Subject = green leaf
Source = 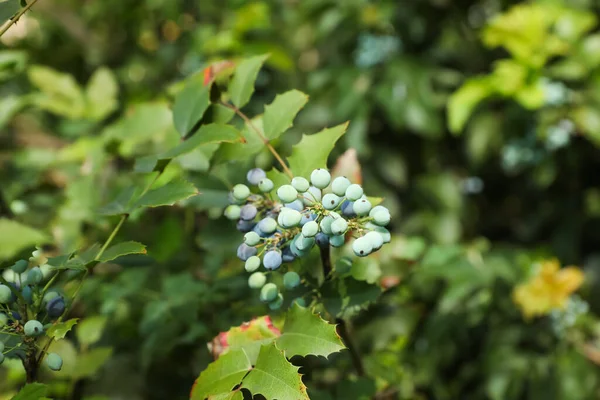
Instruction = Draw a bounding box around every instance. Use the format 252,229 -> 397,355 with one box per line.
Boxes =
242,343 -> 309,400
97,187 -> 137,216
10,383 -> 48,400
28,65 -> 86,119
263,90 -> 309,140
0,218 -> 48,261
288,123 -> 348,178
85,67 -> 118,121
225,316 -> 280,364
229,55 -> 269,108
98,241 -> 146,263
213,116 -> 265,163
173,78 -> 211,137
190,349 -> 252,400
46,318 -> 79,340
76,315 -> 108,347
277,304 -> 345,358
0,0 -> 19,23
72,347 -> 113,379
133,179 -> 198,209
447,77 -> 492,134
162,123 -> 241,159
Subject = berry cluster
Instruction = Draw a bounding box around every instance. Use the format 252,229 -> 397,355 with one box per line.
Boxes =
224,167 -> 391,308
0,250 -> 64,371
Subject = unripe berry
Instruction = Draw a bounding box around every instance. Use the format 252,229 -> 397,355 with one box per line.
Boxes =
284,200 -> 303,212
302,220 -> 319,237
330,218 -> 348,236
258,217 -> 277,234
0,340 -> 4,352
47,296 -> 66,318
21,285 -> 33,304
322,193 -> 341,210
260,283 -> 279,303
0,353 -> 4,365
248,272 -> 267,289
331,176 -> 351,196
11,259 -> 28,274
365,230 -> 384,250
352,236 -> 373,257
24,320 -> 44,336
310,169 -> 331,189
27,267 -> 43,285
277,185 -> 298,203
278,209 -> 302,228
0,285 -> 12,304
245,256 -> 261,272
345,184 -> 364,201
295,234 -> 315,251
369,205 -> 391,226
232,184 -> 251,201
291,177 -> 310,192
301,186 -> 322,205
247,168 -> 267,185
353,198 -> 372,216
224,205 -> 241,220
263,251 -> 283,270
283,272 -> 301,290
365,223 -> 391,243
293,297 -> 306,307
268,294 -> 284,310
244,231 -> 261,246
0,313 -> 7,327
258,178 -> 274,192
45,353 -> 63,371
329,235 -> 345,247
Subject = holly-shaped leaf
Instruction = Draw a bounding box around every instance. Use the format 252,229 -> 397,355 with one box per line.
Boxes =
46,318 -> 79,340
133,179 -> 198,209
263,90 -> 309,140
0,218 -> 48,261
213,117 -> 265,163
173,78 -> 211,137
241,343 -> 309,400
190,349 -> 252,400
98,241 -> 146,263
276,304 -> 346,358
229,55 -> 269,108
219,316 -> 281,364
288,123 -> 348,179
10,383 -> 48,400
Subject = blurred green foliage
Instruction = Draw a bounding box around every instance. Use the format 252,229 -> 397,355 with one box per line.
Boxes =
1,0 -> 600,399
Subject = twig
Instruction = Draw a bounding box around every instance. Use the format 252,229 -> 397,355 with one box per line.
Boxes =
220,101 -> 294,179
336,318 -> 365,377
319,246 -> 332,281
0,0 -> 40,38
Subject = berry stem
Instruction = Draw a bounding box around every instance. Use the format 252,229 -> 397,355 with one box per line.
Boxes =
319,246 -> 332,281
220,101 -> 294,179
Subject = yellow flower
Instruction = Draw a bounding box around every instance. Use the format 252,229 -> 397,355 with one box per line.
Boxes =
513,259 -> 584,319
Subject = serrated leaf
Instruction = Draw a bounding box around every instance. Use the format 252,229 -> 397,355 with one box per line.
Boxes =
340,278 -> 382,318
242,343 -> 309,400
98,241 -> 146,263
0,218 -> 48,260
190,349 -> 252,400
173,79 -> 211,137
85,67 -> 118,121
288,123 -> 348,179
214,116 -> 265,163
11,383 -> 48,400
133,179 -> 198,209
162,124 -> 241,159
229,55 -> 269,108
0,0 -> 20,24
97,186 -> 137,216
276,304 -> 345,358
224,316 -> 280,364
46,318 -> 79,340
263,90 -> 308,140
46,253 -> 73,269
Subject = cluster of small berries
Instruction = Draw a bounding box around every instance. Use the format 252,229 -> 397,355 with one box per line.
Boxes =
0,250 -> 64,371
224,167 -> 391,309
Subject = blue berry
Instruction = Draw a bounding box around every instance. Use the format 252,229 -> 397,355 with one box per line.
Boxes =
277,185 -> 298,203
352,236 -> 373,257
47,297 -> 66,318
369,206 -> 391,226
322,193 -> 342,210
46,353 -> 63,371
295,234 -> 315,251
10,311 -> 21,321
24,320 -> 44,336
240,204 -> 258,221
258,217 -> 277,234
300,212 -> 316,226
353,198 -> 372,216
27,267 -> 43,285
244,231 -> 261,246
232,184 -> 251,201
258,178 -> 274,192
331,218 -> 348,236
237,243 -> 258,261
268,294 -> 284,310
224,205 -> 241,220
260,283 -> 279,303
331,176 -> 351,196
302,220 -> 319,237
11,259 -> 28,274
236,219 -> 255,233
245,256 -> 261,272
341,200 -> 356,217
283,272 -> 301,289
330,235 -> 345,247
43,291 -> 60,306
345,184 -> 364,201
310,169 -> 331,189
263,251 -> 283,270
284,200 -> 304,212
282,247 -> 296,262
301,186 -> 322,205
247,168 -> 266,185
365,231 -> 384,250
291,177 -> 310,192
315,233 -> 330,248
0,285 -> 12,304
248,272 -> 267,289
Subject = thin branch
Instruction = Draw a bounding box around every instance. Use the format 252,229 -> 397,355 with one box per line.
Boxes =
94,215 -> 126,262
221,101 -> 294,179
336,318 -> 365,377
0,0 -> 41,38
319,246 -> 332,281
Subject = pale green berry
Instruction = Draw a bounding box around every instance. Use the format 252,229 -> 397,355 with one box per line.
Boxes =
301,186 -> 322,205
46,353 -> 63,371
277,185 -> 298,203
331,176 -> 351,196
224,205 -> 241,220
365,230 -> 384,250
370,206 -> 391,226
310,169 -> 331,189
322,193 -> 341,210
268,294 -> 284,310
283,271 -> 301,290
260,283 -> 279,303
232,184 -> 251,201
352,236 -> 373,257
24,320 -> 44,336
258,178 -> 274,192
0,285 -> 12,304
302,220 -> 319,237
353,198 -> 372,216
330,235 -> 345,247
345,184 -> 364,201
244,231 -> 261,246
291,177 -> 310,192
331,218 -> 348,236
295,234 -> 315,251
278,209 -> 302,228
245,256 -> 261,272
248,272 -> 267,289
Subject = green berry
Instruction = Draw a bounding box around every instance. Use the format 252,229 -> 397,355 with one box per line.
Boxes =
0,312 -> 7,327
11,259 -> 28,274
293,297 -> 306,307
310,169 -> 331,189
345,184 -> 364,201
268,294 -> 284,310
302,220 -> 319,237
224,205 -> 241,220
0,353 -> 4,366
43,291 -> 60,306
260,283 -> 279,303
232,184 -> 251,201
245,256 -> 261,272
291,177 -> 310,192
26,267 -> 43,285
331,176 -> 351,196
295,234 -> 315,251
330,235 -> 345,247
320,212 -> 340,235
277,185 -> 298,203
0,341 -> 4,353
352,236 -> 373,257
24,320 -> 44,336
370,206 -> 391,226
278,208 -> 302,228
248,272 -> 267,289
46,353 -> 63,371
322,193 -> 341,210
335,257 -> 353,274
0,285 -> 12,304
258,178 -> 274,192
301,186 -> 322,205
283,272 -> 301,289
244,231 -> 261,246
353,198 -> 372,216
365,231 -> 384,250
366,223 -> 391,243
331,218 -> 348,236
